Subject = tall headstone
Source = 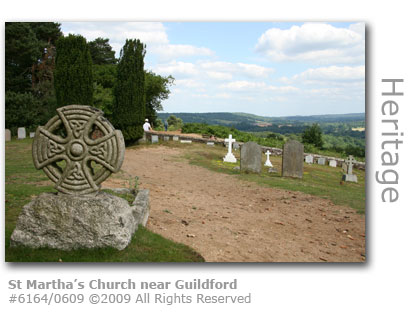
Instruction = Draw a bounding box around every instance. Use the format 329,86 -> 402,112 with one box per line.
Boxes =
342,155 -> 358,182
329,159 -> 337,167
305,154 -> 313,164
17,127 -> 26,139
5,129 -> 11,141
282,140 -> 304,179
264,150 -> 273,167
240,142 -> 261,173
223,134 -> 237,163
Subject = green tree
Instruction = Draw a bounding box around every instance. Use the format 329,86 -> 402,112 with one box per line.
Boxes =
301,123 -> 324,148
167,115 -> 183,130
54,34 -> 94,107
88,37 -> 117,65
145,71 -> 174,123
5,23 -> 41,92
113,39 -> 146,142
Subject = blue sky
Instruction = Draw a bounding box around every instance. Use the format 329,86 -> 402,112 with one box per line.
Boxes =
60,22 -> 365,117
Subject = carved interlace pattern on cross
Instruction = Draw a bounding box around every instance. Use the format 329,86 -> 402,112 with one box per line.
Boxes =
32,105 -> 125,195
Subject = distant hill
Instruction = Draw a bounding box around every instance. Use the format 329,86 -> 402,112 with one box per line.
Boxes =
157,112 -> 365,126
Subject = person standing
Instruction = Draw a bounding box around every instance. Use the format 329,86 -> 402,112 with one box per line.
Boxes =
143,119 -> 152,132
164,120 -> 168,132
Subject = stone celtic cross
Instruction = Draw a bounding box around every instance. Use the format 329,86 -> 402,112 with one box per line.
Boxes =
345,155 -> 356,175
32,105 -> 125,195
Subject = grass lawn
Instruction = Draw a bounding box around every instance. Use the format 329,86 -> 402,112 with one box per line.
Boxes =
153,141 -> 366,215
5,139 -> 204,262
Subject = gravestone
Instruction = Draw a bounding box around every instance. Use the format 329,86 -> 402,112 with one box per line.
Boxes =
317,157 -> 326,165
240,141 -> 261,173
305,154 -> 313,164
173,136 -> 179,141
223,134 -> 237,163
264,150 -> 273,167
342,162 -> 348,172
164,136 -> 170,141
233,142 -> 240,150
180,140 -> 192,144
11,105 -> 149,251
207,142 -> 215,146
342,155 -> 358,183
151,135 -> 159,143
5,129 -> 11,141
282,140 -> 304,179
329,159 -> 337,167
17,127 -> 26,139
30,132 -> 35,138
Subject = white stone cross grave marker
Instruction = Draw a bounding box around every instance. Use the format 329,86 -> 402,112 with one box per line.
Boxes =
264,150 -> 273,167
346,155 -> 355,175
223,134 -> 237,163
342,155 -> 358,183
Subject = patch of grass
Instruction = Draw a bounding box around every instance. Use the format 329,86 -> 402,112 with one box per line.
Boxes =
180,143 -> 366,214
5,139 -> 204,262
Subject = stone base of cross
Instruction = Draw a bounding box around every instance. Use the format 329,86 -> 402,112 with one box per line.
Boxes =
223,134 -> 237,163
264,150 -> 273,167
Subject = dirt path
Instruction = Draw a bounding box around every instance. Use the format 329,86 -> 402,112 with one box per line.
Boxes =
103,146 -> 365,262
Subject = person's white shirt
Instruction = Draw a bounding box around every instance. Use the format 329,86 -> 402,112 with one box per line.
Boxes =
143,122 -> 152,132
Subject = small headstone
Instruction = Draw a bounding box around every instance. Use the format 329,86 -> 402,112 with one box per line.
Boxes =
240,141 -> 261,173
329,159 -> 337,167
342,162 -> 348,172
180,140 -> 192,144
233,142 -> 240,150
17,127 -> 26,139
206,142 -> 215,146
29,132 -> 35,138
305,154 -> 313,164
342,155 -> 358,183
151,135 -> 159,143
223,134 -> 237,163
5,129 -> 11,141
173,136 -> 179,141
164,136 -> 170,141
264,150 -> 273,167
268,167 -> 278,173
282,140 -> 304,179
317,157 -> 326,165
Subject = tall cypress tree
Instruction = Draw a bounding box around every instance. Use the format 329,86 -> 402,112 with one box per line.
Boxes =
113,39 -> 146,142
54,34 -> 93,107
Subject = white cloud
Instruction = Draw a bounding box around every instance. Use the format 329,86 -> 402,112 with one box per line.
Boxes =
175,79 -> 203,88
221,81 -> 299,93
200,61 -> 274,78
62,22 -> 213,61
255,23 -> 365,65
153,61 -> 198,76
293,65 -> 365,82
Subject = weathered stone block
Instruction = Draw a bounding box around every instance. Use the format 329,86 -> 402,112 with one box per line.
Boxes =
282,140 -> 303,179
10,191 -> 149,250
240,142 -> 261,173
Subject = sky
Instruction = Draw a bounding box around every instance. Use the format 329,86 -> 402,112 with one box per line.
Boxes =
60,22 -> 365,117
